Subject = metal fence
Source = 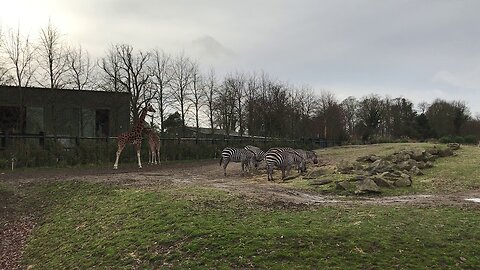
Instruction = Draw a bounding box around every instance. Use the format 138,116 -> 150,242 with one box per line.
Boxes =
0,132 -> 340,150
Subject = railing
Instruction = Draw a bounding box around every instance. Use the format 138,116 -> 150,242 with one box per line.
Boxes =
0,132 -> 339,150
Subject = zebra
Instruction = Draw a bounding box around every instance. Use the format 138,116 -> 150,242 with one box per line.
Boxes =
219,147 -> 257,176
295,149 -> 319,169
267,147 -> 306,173
244,145 -> 266,164
265,148 -> 306,181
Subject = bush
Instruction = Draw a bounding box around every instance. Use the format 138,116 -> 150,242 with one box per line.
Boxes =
463,135 -> 477,144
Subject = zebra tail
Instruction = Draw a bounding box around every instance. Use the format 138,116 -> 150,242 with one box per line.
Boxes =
219,157 -> 223,166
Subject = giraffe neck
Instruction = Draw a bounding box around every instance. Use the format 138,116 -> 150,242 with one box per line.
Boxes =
132,107 -> 149,135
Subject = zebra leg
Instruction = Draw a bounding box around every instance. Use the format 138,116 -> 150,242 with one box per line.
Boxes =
267,165 -> 273,181
223,159 -> 230,176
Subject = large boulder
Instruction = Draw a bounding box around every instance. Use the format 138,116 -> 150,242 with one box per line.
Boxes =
447,143 -> 460,150
424,152 -> 437,162
409,166 -> 423,176
336,161 -> 355,174
411,149 -> 426,162
368,159 -> 394,173
394,173 -> 412,187
438,148 -> 454,157
427,147 -> 441,156
390,152 -> 411,163
336,181 -> 353,190
356,155 -> 381,163
370,176 -> 394,188
397,159 -> 418,171
355,178 -> 381,194
309,179 -> 333,185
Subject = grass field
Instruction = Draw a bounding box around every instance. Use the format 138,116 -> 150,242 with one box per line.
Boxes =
1,143 -> 480,269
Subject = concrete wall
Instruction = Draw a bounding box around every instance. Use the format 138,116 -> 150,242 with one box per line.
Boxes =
0,86 -> 130,136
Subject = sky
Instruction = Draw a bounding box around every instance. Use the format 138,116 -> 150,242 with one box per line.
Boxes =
1,0 -> 480,114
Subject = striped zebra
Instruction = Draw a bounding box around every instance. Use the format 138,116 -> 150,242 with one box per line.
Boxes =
265,148 -> 306,181
295,149 -> 319,166
244,145 -> 266,164
267,147 -> 306,173
219,147 -> 257,176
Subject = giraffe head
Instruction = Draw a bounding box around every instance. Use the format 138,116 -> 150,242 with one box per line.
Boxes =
145,103 -> 156,113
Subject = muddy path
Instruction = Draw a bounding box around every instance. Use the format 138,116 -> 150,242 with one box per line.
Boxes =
2,160 -> 480,208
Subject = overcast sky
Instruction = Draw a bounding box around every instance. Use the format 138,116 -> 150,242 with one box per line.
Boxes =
1,0 -> 480,114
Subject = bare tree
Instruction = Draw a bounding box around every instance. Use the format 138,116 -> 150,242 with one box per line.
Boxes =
100,44 -> 152,121
65,44 -> 96,90
341,96 -> 358,138
189,61 -> 205,137
37,20 -> 69,88
202,68 -> 218,134
150,49 -> 172,132
0,27 -> 13,85
169,53 -> 194,136
317,90 -> 337,139
0,25 -> 36,87
98,45 -> 121,92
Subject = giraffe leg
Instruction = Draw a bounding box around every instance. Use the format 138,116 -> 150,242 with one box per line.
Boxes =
113,143 -> 126,170
136,144 -> 142,169
148,149 -> 152,165
151,149 -> 156,165
156,148 -> 160,165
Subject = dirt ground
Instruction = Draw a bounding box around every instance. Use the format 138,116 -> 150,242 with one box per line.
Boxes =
2,160 -> 480,208
1,160 -> 480,269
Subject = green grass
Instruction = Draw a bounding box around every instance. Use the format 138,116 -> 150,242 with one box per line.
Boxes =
18,181 -> 480,269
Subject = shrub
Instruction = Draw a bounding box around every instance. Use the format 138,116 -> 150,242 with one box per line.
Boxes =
463,135 -> 477,144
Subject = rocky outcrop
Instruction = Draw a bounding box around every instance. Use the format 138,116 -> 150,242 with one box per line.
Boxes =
329,145 -> 457,195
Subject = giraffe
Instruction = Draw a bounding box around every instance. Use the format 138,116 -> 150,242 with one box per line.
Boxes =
113,103 -> 156,169
144,127 -> 161,165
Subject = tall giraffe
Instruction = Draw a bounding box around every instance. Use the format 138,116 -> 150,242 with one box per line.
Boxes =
144,127 -> 161,165
113,104 -> 156,169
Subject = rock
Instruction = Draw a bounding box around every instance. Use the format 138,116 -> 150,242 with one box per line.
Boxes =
337,161 -> 357,174
356,155 -> 380,163
309,179 -> 333,185
409,166 -> 423,176
397,159 -> 418,171
355,178 -> 381,194
427,147 -> 441,155
411,149 -> 426,161
447,143 -> 460,150
369,159 -> 393,173
390,152 -> 411,163
394,174 -> 412,187
370,176 -> 394,188
352,162 -> 365,170
424,151 -> 437,162
425,161 -> 434,168
336,181 -> 353,190
380,171 -> 402,180
416,161 -> 427,169
350,175 -> 366,182
439,148 -> 454,157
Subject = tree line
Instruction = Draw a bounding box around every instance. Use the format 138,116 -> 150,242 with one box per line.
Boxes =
1,22 -> 479,143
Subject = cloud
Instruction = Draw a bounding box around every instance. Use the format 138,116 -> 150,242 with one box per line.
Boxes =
432,68 -> 480,90
190,35 -> 234,59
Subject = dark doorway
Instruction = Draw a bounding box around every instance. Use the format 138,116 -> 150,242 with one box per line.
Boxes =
95,109 -> 110,137
0,106 -> 25,133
